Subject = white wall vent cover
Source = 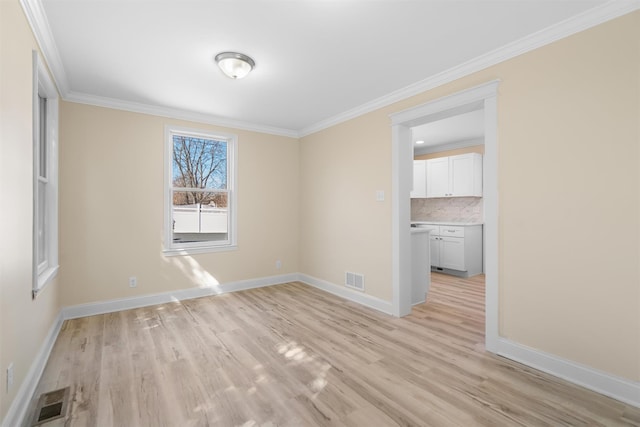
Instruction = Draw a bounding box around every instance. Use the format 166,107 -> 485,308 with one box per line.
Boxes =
345,272 -> 365,291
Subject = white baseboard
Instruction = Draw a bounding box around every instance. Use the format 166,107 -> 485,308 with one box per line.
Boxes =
62,273 -> 299,320
497,337 -> 640,408
297,273 -> 394,315
5,273 -> 639,427
1,311 -> 64,427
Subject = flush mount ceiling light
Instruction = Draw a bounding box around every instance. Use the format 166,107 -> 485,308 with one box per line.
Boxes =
416,140 -> 425,144
215,52 -> 255,79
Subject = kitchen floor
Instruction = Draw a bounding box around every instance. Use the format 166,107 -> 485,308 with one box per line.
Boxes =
417,272 -> 485,346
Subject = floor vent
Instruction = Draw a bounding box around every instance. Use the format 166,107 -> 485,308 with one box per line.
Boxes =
31,387 -> 70,426
345,272 -> 365,291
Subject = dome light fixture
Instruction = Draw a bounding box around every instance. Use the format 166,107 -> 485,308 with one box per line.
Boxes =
215,52 -> 255,79
416,140 -> 425,144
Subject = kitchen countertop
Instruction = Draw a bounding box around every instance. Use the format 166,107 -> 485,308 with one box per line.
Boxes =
411,221 -> 484,226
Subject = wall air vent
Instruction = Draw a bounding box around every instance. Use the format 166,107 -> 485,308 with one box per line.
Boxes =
345,272 -> 365,291
31,386 -> 70,426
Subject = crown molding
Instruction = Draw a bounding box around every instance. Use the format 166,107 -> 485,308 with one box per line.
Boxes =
20,0 -> 299,138
20,0 -> 69,96
21,0 -> 639,139
299,0 -> 640,137
65,91 -> 300,138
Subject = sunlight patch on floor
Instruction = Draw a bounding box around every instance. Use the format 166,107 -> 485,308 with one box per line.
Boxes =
277,341 -> 331,397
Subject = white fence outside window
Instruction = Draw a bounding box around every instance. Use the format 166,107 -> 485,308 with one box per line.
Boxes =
173,205 -> 228,233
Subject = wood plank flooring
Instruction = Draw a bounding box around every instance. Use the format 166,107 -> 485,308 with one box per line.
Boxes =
28,274 -> 640,426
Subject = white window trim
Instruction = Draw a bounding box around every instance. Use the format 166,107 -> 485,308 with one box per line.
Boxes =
163,125 -> 238,256
32,51 -> 59,297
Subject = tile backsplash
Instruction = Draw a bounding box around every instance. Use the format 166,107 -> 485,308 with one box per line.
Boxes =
411,197 -> 483,222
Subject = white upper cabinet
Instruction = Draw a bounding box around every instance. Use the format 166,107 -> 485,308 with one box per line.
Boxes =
410,160 -> 427,198
425,157 -> 449,198
426,153 -> 482,198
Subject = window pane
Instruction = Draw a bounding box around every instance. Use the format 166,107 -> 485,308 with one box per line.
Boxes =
172,135 -> 227,190
37,181 -> 46,265
172,191 -> 228,244
39,95 -> 47,178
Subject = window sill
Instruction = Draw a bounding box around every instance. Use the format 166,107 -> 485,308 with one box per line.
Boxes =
163,245 -> 238,257
34,264 -> 59,298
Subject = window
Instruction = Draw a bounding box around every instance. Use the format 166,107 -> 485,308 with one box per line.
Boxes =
32,51 -> 59,296
164,126 -> 237,255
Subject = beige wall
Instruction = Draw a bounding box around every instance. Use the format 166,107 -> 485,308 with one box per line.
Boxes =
0,0 -> 62,420
300,11 -> 640,381
2,4 -> 638,422
414,144 -> 484,160
299,112 -> 393,301
59,103 -> 299,306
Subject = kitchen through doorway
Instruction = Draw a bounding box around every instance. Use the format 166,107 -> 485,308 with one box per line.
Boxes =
410,109 -> 486,340
389,80 -> 499,352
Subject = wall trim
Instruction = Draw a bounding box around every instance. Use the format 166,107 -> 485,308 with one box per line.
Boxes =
299,0 -> 640,136
19,0 -> 69,96
64,91 -> 300,139
3,274 -> 639,427
22,0 -> 639,140
1,311 -> 64,427
19,0 -> 299,139
389,80 -> 500,345
297,273 -> 394,315
497,338 -> 640,408
62,273 -> 299,319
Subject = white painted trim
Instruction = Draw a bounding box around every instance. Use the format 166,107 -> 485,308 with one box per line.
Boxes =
300,1 -> 640,136
19,0 -> 299,139
66,91 -> 300,139
3,273 -> 639,427
390,80 -> 500,351
20,0 -> 69,96
482,96 -> 499,353
391,124 -> 413,317
297,274 -> 393,316
497,338 -> 640,408
62,273 -> 299,320
390,81 -> 499,126
32,51 -> 60,297
0,312 -> 64,427
163,125 -> 239,254
22,0 -> 638,140
414,138 -> 485,156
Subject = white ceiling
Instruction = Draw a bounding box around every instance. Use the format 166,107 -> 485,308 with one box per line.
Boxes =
412,109 -> 485,149
37,0 -> 612,136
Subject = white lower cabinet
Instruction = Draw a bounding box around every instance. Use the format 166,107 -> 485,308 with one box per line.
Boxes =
420,224 -> 483,277
440,236 -> 465,271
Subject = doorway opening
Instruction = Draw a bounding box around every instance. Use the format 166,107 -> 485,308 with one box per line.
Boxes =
410,108 -> 486,342
390,80 -> 499,353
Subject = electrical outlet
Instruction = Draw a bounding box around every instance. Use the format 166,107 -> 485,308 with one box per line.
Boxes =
7,363 -> 14,391
275,260 -> 282,270
128,276 -> 137,288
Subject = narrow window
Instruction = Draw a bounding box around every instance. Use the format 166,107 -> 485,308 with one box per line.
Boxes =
32,51 -> 59,296
164,126 -> 237,255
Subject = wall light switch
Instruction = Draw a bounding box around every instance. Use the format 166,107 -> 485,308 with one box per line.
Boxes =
376,190 -> 385,202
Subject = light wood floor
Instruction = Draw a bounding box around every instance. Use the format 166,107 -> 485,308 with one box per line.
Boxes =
29,274 -> 640,426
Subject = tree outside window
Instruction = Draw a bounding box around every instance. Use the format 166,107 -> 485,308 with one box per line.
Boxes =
165,127 -> 237,254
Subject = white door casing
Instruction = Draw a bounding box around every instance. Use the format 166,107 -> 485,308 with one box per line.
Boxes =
389,79 -> 499,353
